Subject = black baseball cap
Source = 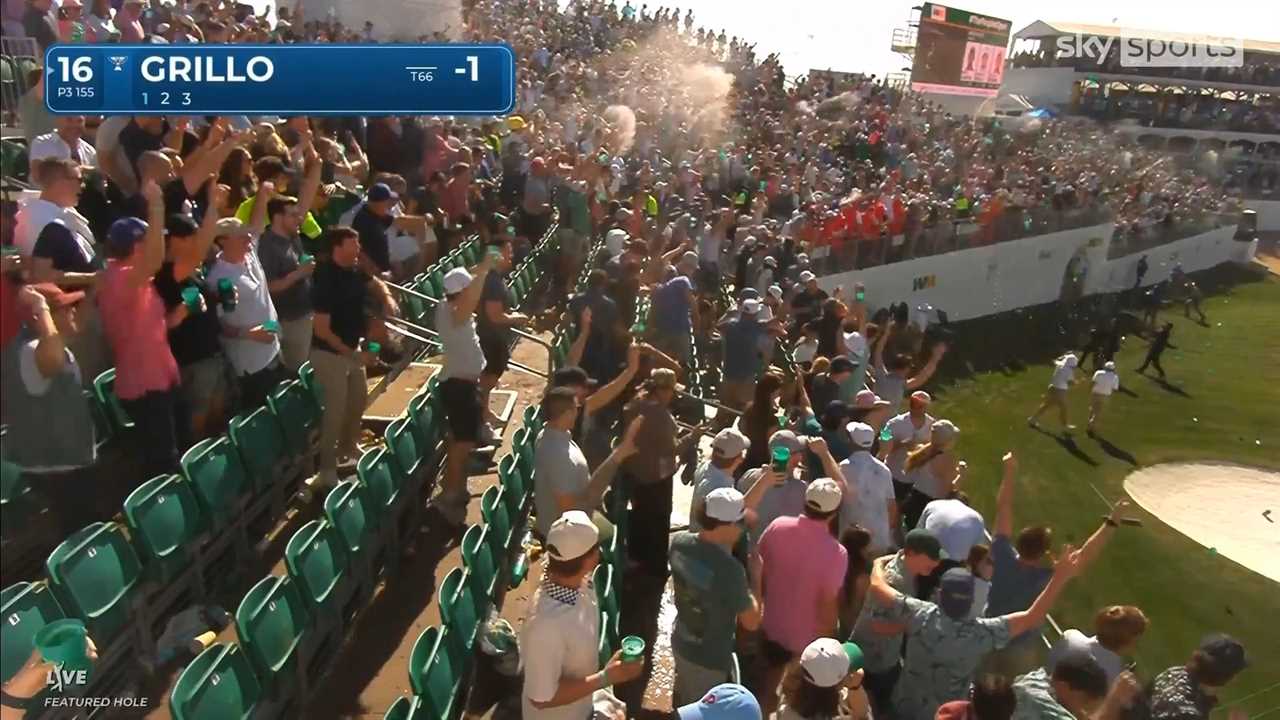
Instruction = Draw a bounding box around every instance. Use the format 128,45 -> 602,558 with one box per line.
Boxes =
551,366 -> 594,389
903,528 -> 942,561
1198,634 -> 1248,678
165,213 -> 199,238
829,356 -> 855,374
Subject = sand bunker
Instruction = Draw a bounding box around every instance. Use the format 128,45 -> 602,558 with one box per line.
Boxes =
1125,463 -> 1280,583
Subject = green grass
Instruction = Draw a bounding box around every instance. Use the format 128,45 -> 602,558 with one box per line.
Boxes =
926,267 -> 1280,714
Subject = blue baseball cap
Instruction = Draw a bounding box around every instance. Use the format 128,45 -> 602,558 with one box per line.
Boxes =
367,182 -> 398,203
677,683 -> 761,720
106,217 -> 148,256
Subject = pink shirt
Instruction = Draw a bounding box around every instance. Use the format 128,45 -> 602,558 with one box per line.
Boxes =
96,261 -> 179,400
758,515 -> 847,653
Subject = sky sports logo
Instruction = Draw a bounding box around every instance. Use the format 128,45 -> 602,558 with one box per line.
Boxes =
1056,33 -> 1243,68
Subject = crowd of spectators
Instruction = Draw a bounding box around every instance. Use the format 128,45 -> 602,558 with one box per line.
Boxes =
0,1 -> 1257,719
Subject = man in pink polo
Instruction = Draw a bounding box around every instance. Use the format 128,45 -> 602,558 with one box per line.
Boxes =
96,182 -> 188,478
752,476 -> 848,716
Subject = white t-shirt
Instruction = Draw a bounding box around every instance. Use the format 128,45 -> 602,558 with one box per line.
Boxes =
918,498 -> 986,561
1049,360 -> 1076,390
13,198 -> 95,257
839,451 -> 897,553
793,337 -> 819,364
29,132 -> 98,173
435,300 -> 485,380
1091,369 -> 1119,396
206,250 -> 281,375
1046,629 -> 1126,683
520,579 -> 601,720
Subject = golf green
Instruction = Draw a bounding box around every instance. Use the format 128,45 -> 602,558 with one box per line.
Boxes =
924,267 -> 1280,714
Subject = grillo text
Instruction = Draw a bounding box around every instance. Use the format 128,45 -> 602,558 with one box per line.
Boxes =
140,56 -> 274,83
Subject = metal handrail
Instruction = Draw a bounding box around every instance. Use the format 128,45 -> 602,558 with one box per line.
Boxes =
383,315 -> 550,380
386,280 -> 555,353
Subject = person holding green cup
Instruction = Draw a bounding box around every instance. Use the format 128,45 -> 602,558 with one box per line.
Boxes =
518,511 -> 645,719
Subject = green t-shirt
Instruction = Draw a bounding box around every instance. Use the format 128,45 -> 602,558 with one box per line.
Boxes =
235,197 -> 322,240
668,532 -> 752,672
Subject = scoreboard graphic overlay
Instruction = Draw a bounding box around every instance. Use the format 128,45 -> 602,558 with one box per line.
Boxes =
911,3 -> 1012,98
44,44 -> 516,116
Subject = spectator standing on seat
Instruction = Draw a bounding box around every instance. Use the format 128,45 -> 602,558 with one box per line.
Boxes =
259,195 -> 317,371
622,367 -> 699,578
531,387 -> 642,539
14,158 -> 93,258
520,511 -> 645,720
306,226 -> 385,495
850,529 -> 942,717
1,284 -> 99,535
477,234 -> 529,439
153,185 -> 229,439
568,270 -> 624,385
28,116 -> 98,179
206,211 -> 289,411
434,256 -> 499,527
96,184 -> 190,479
752,477 -> 847,715
669,487 -> 763,706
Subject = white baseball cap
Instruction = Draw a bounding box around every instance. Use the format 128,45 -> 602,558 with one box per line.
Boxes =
800,638 -> 865,688
767,284 -> 783,300
805,478 -> 842,513
846,422 -> 876,448
605,228 -> 629,257
442,267 -> 473,295
799,270 -> 816,283
1061,353 -> 1079,368
545,510 -> 599,561
1104,361 -> 1115,371
704,487 -> 747,523
740,299 -> 762,315
712,428 -> 750,457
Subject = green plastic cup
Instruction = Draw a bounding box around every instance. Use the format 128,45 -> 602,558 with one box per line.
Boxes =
262,320 -> 281,334
365,341 -> 381,354
771,446 -> 791,471
181,286 -> 201,310
879,424 -> 894,442
298,253 -> 314,265
620,635 -> 645,662
34,619 -> 90,670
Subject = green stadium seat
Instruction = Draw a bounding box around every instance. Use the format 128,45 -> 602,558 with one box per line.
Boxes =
512,427 -> 535,478
385,415 -> 424,482
45,522 -> 142,643
593,564 -> 618,645
92,368 -> 134,432
169,643 -> 261,720
480,486 -> 513,562
0,456 -> 32,530
406,392 -> 439,454
228,407 -> 289,494
84,388 -> 115,450
355,447 -> 402,518
268,380 -> 320,457
597,610 -> 613,671
1,582 -> 66,684
284,520 -> 348,617
384,695 -> 431,720
438,568 -> 478,656
122,474 -> 206,582
408,626 -> 459,720
234,575 -> 308,692
496,454 -> 527,517
323,481 -> 375,560
521,405 -> 543,434
297,361 -> 325,413
460,525 -> 498,611
181,436 -> 251,530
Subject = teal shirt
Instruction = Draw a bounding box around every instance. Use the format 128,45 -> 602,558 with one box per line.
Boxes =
669,532 -> 752,672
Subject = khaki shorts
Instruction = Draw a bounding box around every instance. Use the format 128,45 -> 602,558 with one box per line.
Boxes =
1045,386 -> 1069,406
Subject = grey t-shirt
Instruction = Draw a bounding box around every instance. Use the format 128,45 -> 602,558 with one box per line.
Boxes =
689,462 -> 737,532
873,365 -> 908,415
738,468 -> 808,546
669,531 -> 752,672
257,229 -> 312,321
532,427 -> 590,538
1045,630 -> 1125,684
436,299 -> 485,380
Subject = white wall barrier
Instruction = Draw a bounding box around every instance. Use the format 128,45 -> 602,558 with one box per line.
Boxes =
1244,199 -> 1280,233
816,223 -> 1247,322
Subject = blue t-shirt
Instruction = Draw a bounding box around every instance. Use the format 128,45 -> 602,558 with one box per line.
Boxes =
652,276 -> 693,335
986,535 -> 1053,640
721,318 -> 766,381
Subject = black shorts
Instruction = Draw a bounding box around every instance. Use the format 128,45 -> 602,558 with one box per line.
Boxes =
761,636 -> 794,669
439,377 -> 482,443
479,334 -> 510,378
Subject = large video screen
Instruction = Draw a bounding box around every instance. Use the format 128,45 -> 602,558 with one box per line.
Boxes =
911,2 -> 1012,97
